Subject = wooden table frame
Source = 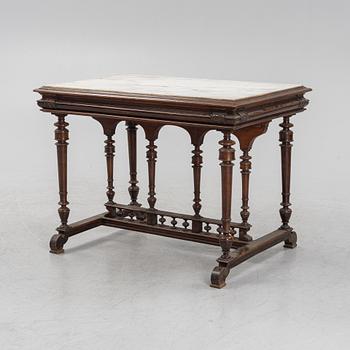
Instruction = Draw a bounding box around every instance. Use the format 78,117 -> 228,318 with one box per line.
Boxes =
35,80 -> 311,288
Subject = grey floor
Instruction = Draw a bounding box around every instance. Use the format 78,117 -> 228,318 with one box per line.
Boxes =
1,175 -> 349,350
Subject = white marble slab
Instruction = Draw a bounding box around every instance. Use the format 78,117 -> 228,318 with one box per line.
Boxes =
48,74 -> 300,101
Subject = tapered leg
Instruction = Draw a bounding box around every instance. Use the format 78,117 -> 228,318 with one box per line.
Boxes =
143,124 -> 162,225
239,149 -> 252,241
126,122 -> 140,206
49,114 -> 70,254
211,131 -> 235,288
279,116 -> 297,248
184,126 -> 209,233
146,138 -> 157,225
93,117 -> 120,217
234,123 -> 269,241
191,143 -> 203,232
104,129 -> 117,217
146,139 -> 157,210
192,144 -> 203,216
218,131 -> 235,256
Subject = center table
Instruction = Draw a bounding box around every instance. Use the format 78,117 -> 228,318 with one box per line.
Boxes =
35,74 -> 311,288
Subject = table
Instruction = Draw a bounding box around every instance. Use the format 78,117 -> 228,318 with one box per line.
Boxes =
35,75 -> 311,288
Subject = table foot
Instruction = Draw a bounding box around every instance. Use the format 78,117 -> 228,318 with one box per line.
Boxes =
210,266 -> 229,288
283,231 -> 297,249
210,229 -> 291,288
49,233 -> 68,254
239,230 -> 253,242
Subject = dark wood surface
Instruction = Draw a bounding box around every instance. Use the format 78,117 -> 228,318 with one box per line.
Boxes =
35,75 -> 310,128
35,75 -> 311,288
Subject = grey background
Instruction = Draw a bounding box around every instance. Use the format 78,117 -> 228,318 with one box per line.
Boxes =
1,1 -> 349,349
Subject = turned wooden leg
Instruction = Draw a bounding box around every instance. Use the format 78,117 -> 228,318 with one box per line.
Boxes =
146,140 -> 157,210
239,149 -> 252,241
234,123 -> 269,241
211,131 -> 235,288
191,143 -> 203,232
143,124 -> 162,225
126,122 -> 140,206
50,114 -> 70,254
184,127 -> 209,233
104,128 -> 117,218
279,116 -> 297,248
189,129 -> 211,233
93,117 -> 120,218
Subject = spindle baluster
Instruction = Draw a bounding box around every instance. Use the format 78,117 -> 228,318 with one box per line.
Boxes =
126,122 -> 140,206
234,123 -> 269,241
204,223 -> 211,233
93,118 -> 120,218
171,217 -> 178,228
183,219 -> 189,230
142,124 -> 163,225
185,127 -> 209,233
159,215 -> 166,225
191,143 -> 203,232
279,116 -> 297,248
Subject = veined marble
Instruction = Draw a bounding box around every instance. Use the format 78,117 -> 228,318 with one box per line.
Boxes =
48,74 -> 301,101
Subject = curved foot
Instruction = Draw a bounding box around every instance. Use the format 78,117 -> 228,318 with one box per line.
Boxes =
49,233 -> 68,254
210,265 -> 230,288
239,229 -> 252,242
284,231 -> 297,249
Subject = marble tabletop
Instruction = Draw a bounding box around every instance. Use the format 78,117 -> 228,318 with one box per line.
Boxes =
44,74 -> 303,102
